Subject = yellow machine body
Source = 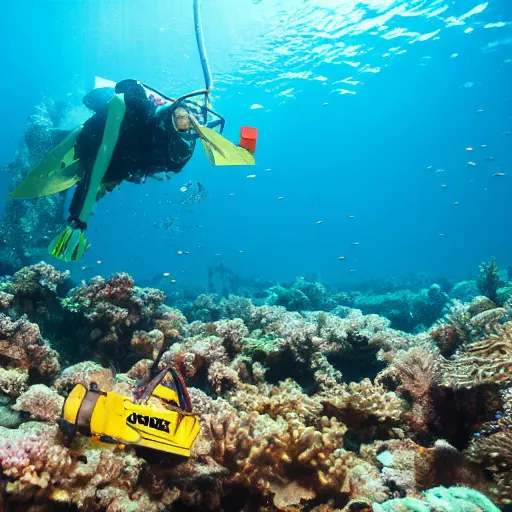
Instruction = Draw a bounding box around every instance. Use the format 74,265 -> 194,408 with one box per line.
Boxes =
62,384 -> 200,457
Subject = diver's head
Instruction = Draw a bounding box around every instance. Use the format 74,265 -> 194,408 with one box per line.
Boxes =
173,107 -> 192,132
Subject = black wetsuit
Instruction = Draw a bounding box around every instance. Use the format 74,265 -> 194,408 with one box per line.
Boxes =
69,79 -> 196,226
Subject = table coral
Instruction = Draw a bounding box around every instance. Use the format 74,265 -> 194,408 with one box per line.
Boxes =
441,321 -> 512,389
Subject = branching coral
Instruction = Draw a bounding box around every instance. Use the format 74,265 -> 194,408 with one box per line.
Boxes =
317,379 -> 404,447
227,379 -> 323,422
318,378 -> 404,425
378,345 -> 442,435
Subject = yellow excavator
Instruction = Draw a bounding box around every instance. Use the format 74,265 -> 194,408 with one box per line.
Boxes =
60,337 -> 200,457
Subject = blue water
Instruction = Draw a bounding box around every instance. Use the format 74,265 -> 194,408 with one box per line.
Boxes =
1,0 -> 511,287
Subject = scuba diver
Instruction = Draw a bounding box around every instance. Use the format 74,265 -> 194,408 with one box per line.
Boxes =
9,0 -> 258,262
9,77 -> 257,261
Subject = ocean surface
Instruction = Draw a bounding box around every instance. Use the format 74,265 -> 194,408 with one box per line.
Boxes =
1,0 -> 511,288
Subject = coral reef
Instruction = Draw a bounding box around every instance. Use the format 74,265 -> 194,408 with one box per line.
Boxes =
0,261 -> 70,321
61,272 -> 187,368
0,314 -> 60,382
0,263 -> 509,511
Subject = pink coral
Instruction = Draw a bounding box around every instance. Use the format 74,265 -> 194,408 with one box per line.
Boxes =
378,345 -> 441,434
13,384 -> 64,422
0,423 -> 74,490
0,313 -> 60,378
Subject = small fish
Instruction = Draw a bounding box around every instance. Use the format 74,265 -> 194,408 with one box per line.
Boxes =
180,186 -> 187,193
322,102 -> 329,106
247,174 -> 257,179
349,269 -> 357,273
96,260 -> 102,265
352,242 -> 360,246
485,156 -> 495,161
465,147 -> 473,151
453,201 -> 460,206
493,172 -> 506,177
441,184 -> 447,188
171,279 -> 176,284
481,144 -> 487,148
475,109 -> 484,114
239,250 -> 244,254
250,104 -> 264,110
197,224 -> 203,228
439,233 -> 445,237
348,215 -> 355,219
184,251 -> 190,255
163,272 -> 170,277
316,220 -> 324,225
503,132 -> 512,136
229,193 -> 235,196
278,196 -> 285,200
427,166 -> 433,169
338,256 -> 346,261
435,169 -> 444,173
176,251 -> 184,255
81,266 -> 90,271
468,161 -> 477,166
265,168 -> 272,172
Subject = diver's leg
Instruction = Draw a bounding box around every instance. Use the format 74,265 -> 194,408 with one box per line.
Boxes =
48,93 -> 127,261
77,93 -> 126,223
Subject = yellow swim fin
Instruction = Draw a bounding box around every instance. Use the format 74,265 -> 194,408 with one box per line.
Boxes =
10,127 -> 84,199
195,125 -> 255,166
48,226 -> 90,262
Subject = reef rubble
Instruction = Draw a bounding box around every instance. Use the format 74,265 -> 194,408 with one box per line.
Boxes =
0,263 -> 510,511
